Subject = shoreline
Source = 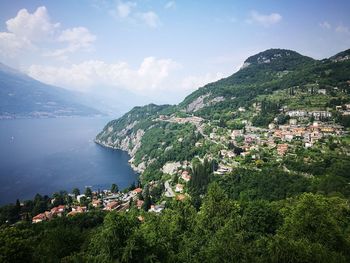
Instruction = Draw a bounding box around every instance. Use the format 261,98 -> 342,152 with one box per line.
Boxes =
94,139 -> 143,174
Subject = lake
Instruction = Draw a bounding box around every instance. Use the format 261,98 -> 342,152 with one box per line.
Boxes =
0,117 -> 138,205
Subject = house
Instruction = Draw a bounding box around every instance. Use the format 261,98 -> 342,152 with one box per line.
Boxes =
336,105 -> 343,111
309,111 -> 331,120
176,194 -> 186,201
283,133 -> 294,142
71,206 -> 87,213
320,127 -> 335,133
286,110 -> 307,118
132,188 -> 143,195
274,130 -> 283,138
240,151 -> 250,157
209,133 -> 217,139
32,212 -> 49,223
92,199 -> 102,207
289,119 -> 297,125
214,165 -> 232,175
220,149 -> 236,158
231,130 -> 243,139
175,184 -> 184,193
76,194 -> 86,203
181,171 -> 191,182
317,89 -> 326,95
149,204 -> 165,213
50,205 -> 65,216
136,199 -> 144,209
268,123 -> 276,130
104,201 -> 120,211
305,142 -> 313,148
277,144 -> 288,156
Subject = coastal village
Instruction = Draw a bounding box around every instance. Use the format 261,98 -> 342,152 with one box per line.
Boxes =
31,100 -> 350,223
31,181 -> 185,223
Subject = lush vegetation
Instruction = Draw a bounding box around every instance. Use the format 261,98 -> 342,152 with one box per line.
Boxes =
1,182 -> 350,262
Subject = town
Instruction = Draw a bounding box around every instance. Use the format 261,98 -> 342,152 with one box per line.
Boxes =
31,100 -> 350,223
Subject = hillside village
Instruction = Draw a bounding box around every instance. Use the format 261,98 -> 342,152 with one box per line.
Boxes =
32,93 -> 350,223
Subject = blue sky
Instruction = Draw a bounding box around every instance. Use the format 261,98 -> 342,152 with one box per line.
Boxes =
0,0 -> 349,107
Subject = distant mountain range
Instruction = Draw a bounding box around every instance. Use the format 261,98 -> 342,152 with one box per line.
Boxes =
0,63 -> 102,118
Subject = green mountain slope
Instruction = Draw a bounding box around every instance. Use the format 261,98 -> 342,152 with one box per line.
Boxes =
96,48 -> 350,183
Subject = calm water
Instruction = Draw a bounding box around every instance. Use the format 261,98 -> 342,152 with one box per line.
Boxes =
0,117 -> 137,205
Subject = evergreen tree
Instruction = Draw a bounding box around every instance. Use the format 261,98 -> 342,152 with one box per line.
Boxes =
142,186 -> 151,211
111,183 -> 119,194
72,188 -> 80,198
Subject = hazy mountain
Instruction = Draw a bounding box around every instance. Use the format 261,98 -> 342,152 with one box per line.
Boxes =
0,62 -> 102,118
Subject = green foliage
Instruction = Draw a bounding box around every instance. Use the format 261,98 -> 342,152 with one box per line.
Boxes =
0,227 -> 34,262
217,168 -> 311,201
111,183 -> 119,194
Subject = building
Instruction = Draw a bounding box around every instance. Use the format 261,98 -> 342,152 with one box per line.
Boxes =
104,201 -> 120,211
149,204 -> 165,213
181,171 -> 191,182
268,123 -> 276,130
92,199 -> 102,208
175,184 -> 184,193
286,110 -> 307,118
132,188 -> 143,195
71,206 -> 87,213
289,119 -> 297,125
317,89 -> 326,95
136,199 -> 144,209
277,144 -> 288,156
76,194 -> 86,203
32,211 -> 52,223
176,194 -> 186,201
50,205 -> 65,217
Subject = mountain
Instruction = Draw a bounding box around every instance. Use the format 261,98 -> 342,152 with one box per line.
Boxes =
0,63 -> 102,118
96,48 -> 350,183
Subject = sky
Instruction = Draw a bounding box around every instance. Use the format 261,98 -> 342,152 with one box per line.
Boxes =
0,0 -> 350,109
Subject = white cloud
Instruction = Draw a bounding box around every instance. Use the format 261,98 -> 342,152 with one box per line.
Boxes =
165,1 -> 176,9
28,57 -> 181,94
0,6 -> 96,61
247,11 -> 282,27
5,6 -> 59,42
0,32 -> 33,58
181,72 -> 224,92
112,1 -> 161,28
46,27 -> 96,58
335,24 -> 350,34
320,21 -> 331,30
116,1 -> 136,18
0,6 -> 59,58
137,11 -> 161,28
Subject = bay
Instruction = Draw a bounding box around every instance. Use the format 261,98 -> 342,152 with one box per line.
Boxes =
0,117 -> 137,205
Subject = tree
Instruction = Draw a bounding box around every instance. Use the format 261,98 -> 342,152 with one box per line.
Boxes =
129,182 -> 136,191
85,187 -> 92,198
278,193 -> 350,256
111,183 -> 119,194
88,213 -> 139,261
142,186 -> 151,211
0,227 -> 34,262
72,188 -> 80,198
